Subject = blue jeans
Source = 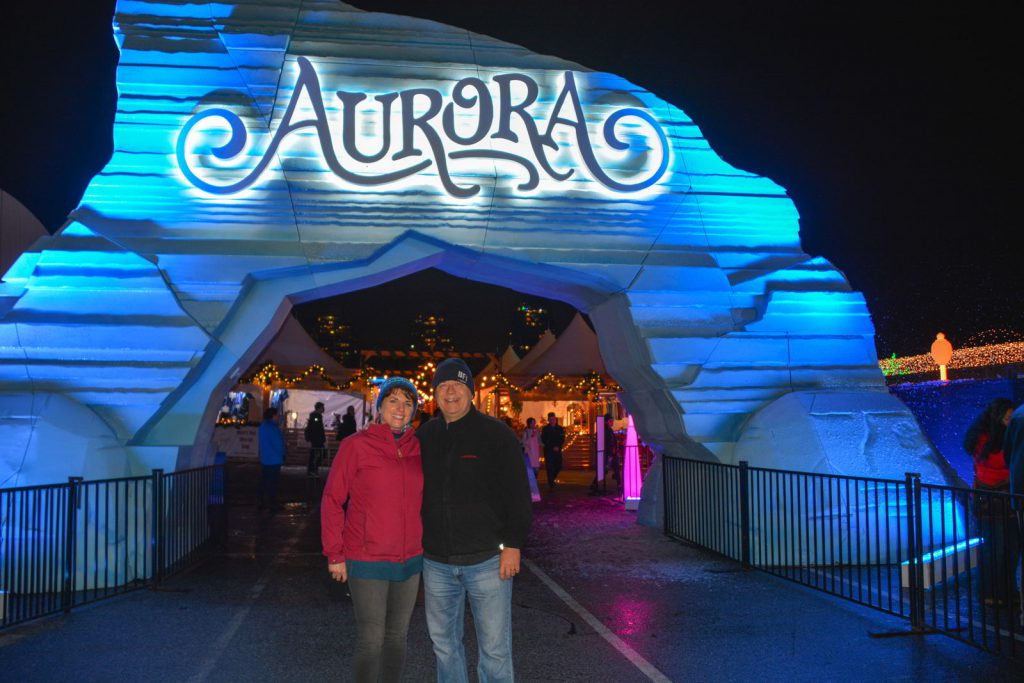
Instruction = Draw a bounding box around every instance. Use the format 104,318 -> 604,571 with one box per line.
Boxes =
423,556 -> 513,683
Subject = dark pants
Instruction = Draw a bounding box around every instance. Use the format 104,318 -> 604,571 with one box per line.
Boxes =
977,510 -> 1020,603
591,450 -> 621,491
544,448 -> 562,488
348,574 -> 421,683
307,445 -> 326,474
257,465 -> 281,510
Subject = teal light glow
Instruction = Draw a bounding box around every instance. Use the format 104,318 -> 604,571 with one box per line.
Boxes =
901,537 -> 982,565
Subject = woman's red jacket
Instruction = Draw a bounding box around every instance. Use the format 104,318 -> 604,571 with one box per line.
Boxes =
321,423 -> 423,565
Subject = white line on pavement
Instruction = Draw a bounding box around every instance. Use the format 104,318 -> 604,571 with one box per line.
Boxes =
188,514 -> 313,683
523,558 -> 673,683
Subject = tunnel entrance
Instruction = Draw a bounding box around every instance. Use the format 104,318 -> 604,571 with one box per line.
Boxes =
203,262 -> 654,492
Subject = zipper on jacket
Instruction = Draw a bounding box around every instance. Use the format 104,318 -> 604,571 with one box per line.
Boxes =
401,441 -> 407,561
443,422 -> 454,559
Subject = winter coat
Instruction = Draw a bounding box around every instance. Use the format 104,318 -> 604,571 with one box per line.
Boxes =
541,422 -> 565,455
320,423 -> 423,565
521,427 -> 541,469
305,410 -> 326,446
418,406 -> 532,564
970,432 -> 1009,488
258,419 -> 285,466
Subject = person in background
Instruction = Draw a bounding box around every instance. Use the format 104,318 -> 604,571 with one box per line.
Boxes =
1006,401 -> 1024,500
321,377 -> 423,683
418,358 -> 532,683
257,407 -> 285,513
964,398 -> 1016,606
540,411 -> 565,490
336,404 -> 358,442
305,401 -> 327,475
521,416 -> 542,478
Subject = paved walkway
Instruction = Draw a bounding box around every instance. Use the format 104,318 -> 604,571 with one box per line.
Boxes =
0,465 -> 1018,681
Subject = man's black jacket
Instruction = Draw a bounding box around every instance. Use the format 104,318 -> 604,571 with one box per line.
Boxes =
418,406 -> 532,564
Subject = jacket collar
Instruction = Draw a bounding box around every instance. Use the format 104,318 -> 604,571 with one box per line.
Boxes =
366,421 -> 416,444
444,405 -> 478,429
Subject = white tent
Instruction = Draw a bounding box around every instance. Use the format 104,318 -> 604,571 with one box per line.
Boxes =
498,345 -> 521,372
282,389 -> 367,430
251,314 -> 355,384
477,346 -> 519,380
506,329 -> 557,377
508,314 -> 607,381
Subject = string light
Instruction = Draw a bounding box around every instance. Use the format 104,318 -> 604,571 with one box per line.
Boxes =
242,361 -> 379,391
476,370 -> 619,400
880,341 -> 1024,377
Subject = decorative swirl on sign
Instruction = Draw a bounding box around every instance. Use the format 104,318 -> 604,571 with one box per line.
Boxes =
448,150 -> 541,191
587,108 -> 670,193
176,108 -> 273,195
176,58 -> 432,195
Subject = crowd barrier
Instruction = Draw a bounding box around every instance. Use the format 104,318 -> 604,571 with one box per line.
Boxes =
0,466 -> 225,629
663,457 -> 1023,656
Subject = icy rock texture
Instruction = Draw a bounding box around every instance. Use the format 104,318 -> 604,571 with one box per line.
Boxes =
0,0 -> 934,495
733,391 -> 951,484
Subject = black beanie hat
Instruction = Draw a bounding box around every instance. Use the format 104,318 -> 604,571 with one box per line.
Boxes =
432,358 -> 475,392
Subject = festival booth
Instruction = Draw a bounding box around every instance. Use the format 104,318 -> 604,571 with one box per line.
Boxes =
482,314 -> 623,469
475,345 -> 521,417
213,315 -> 366,461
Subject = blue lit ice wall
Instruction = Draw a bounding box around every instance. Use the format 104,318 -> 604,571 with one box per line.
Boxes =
0,0 -> 950,497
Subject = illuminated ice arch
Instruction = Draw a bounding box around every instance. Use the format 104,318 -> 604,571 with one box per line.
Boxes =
176,58 -> 671,199
0,0 -> 957,534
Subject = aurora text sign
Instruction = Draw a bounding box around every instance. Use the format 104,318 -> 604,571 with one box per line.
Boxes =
176,57 -> 670,198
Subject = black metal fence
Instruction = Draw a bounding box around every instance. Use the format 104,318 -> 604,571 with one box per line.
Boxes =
0,465 -> 225,629
664,456 -> 1024,656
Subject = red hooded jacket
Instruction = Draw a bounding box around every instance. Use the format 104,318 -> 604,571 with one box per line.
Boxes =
321,423 -> 423,565
972,432 -> 1009,489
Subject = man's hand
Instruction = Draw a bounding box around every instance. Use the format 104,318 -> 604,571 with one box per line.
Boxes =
328,561 -> 347,582
499,547 -> 521,580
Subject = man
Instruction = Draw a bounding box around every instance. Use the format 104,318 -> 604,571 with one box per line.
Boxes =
305,401 -> 326,475
418,357 -> 532,683
257,407 -> 285,513
541,411 -> 565,490
335,404 -> 357,442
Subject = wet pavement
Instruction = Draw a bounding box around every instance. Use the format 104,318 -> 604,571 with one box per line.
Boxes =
1,464 -> 1019,681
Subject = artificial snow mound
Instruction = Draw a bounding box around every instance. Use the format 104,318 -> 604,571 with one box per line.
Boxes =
733,390 -> 954,485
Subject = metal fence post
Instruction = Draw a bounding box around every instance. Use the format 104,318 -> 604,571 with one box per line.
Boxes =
152,469 -> 165,587
62,476 -> 82,614
904,471 -> 924,630
739,460 -> 751,569
661,457 -> 670,534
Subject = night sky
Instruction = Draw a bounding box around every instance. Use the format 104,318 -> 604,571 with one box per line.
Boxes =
1,2 -> 1016,357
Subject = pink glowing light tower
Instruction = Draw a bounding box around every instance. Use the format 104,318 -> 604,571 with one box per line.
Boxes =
623,415 -> 642,510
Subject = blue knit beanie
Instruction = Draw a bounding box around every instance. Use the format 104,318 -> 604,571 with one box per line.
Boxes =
375,377 -> 419,413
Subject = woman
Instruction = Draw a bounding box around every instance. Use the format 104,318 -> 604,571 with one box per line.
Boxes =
963,397 -> 1016,607
521,416 -> 542,477
321,377 -> 423,682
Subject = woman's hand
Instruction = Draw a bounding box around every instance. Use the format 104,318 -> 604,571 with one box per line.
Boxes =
328,561 -> 347,582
